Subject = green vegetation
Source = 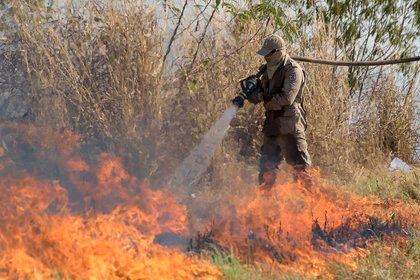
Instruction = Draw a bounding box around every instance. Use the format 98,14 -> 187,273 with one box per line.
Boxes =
347,169 -> 419,201
330,234 -> 420,280
223,0 -> 420,96
209,248 -> 307,280
211,249 -> 264,280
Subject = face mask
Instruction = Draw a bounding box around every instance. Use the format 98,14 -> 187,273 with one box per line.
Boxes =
265,51 -> 285,79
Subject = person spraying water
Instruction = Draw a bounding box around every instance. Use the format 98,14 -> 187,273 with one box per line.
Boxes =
170,34 -> 420,198
171,35 -> 312,197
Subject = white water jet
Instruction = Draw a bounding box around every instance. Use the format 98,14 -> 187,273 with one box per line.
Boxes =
170,105 -> 238,197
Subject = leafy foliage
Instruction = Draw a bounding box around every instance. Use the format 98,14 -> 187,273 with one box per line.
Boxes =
222,0 -> 419,97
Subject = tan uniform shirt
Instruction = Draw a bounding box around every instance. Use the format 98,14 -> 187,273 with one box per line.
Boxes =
250,54 -> 312,168
262,54 -> 305,113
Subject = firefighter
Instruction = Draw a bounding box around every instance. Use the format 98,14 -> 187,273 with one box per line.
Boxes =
233,34 -> 311,187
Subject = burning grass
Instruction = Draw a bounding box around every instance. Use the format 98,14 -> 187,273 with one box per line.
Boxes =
188,168 -> 418,277
1,122 -> 418,279
330,234 -> 420,279
0,122 -> 220,279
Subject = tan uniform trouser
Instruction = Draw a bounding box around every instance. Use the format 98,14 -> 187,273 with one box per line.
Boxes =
259,110 -> 312,184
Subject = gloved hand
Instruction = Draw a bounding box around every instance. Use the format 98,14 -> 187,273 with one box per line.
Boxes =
232,95 -> 245,108
263,93 -> 273,102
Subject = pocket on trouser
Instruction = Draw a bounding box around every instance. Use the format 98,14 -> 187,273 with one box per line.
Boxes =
297,105 -> 308,131
263,118 -> 280,136
295,132 -> 312,167
278,116 -> 297,135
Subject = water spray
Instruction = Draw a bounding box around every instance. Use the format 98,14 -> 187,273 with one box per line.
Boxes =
169,68 -> 265,198
170,105 -> 238,198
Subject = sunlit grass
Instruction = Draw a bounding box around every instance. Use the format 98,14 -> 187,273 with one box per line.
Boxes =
346,169 -> 419,201
329,234 -> 419,280
208,247 -> 307,280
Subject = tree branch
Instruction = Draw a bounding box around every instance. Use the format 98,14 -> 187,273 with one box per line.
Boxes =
189,1 -> 217,70
161,0 -> 188,74
174,0 -> 212,40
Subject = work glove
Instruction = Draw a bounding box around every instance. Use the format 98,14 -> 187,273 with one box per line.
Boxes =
263,92 -> 273,102
232,95 -> 245,108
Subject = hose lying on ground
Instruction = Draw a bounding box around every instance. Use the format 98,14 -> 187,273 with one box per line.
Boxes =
291,55 -> 420,66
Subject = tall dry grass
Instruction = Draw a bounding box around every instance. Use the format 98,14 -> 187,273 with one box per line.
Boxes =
296,22 -> 417,178
12,0 -> 165,178
5,0 -> 418,185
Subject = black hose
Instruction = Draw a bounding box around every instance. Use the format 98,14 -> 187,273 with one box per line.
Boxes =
290,55 -> 420,66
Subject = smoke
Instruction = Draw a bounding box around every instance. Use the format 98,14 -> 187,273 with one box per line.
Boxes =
170,105 -> 238,199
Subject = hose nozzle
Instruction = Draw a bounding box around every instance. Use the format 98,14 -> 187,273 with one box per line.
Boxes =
232,95 -> 245,108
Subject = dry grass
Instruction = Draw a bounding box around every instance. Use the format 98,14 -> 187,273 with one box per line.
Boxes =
330,234 -> 420,280
12,0 -> 165,178
347,167 -> 419,201
5,0 -> 418,185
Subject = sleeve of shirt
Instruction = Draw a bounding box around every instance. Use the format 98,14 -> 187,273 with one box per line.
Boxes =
265,66 -> 303,108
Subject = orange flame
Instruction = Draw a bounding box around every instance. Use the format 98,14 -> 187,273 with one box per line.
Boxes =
0,122 -> 417,278
0,122 -> 220,279
199,168 -> 418,276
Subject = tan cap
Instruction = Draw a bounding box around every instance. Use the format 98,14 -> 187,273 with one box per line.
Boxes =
257,34 -> 286,56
